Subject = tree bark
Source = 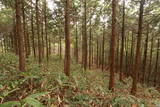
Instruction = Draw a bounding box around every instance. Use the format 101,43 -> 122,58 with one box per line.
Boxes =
142,24 -> 149,83
96,38 -> 99,68
64,0 -> 71,76
41,15 -> 45,59
31,0 -> 36,58
36,0 -> 42,64
102,26 -> 105,71
75,23 -> 79,62
59,34 -> 62,59
131,0 -> 145,95
26,24 -> 31,57
89,20 -> 92,69
16,0 -> 25,72
13,19 -> 19,55
119,0 -> 125,81
154,39 -> 159,87
49,37 -> 51,56
116,33 -> 119,73
129,31 -> 134,77
82,0 -> 88,70
125,36 -> 129,76
44,0 -> 49,61
109,0 -> 117,91
147,37 -> 153,85
22,0 -> 28,58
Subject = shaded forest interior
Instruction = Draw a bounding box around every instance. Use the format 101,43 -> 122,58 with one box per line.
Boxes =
0,0 -> 160,106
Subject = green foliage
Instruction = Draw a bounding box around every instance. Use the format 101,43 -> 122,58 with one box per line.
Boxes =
0,101 -> 21,107
109,95 -> 138,107
22,97 -> 44,107
27,92 -> 49,99
69,93 -> 91,106
0,53 -> 18,70
0,7 -> 13,33
0,53 -> 19,88
0,55 -> 160,107
151,99 -> 160,106
147,87 -> 160,98
0,92 -> 48,107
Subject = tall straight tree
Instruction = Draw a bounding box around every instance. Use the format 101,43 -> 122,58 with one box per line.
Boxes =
119,0 -> 125,81
96,38 -> 99,68
142,24 -> 149,83
22,0 -> 27,58
82,0 -> 88,70
116,33 -> 119,73
31,0 -> 36,58
41,14 -> 45,59
15,0 -> 25,72
131,0 -> 145,95
75,23 -> 79,62
154,39 -> 159,86
129,31 -> 135,76
89,20 -> 92,69
64,0 -> 71,76
102,25 -> 105,71
44,0 -> 49,61
36,0 -> 42,64
147,37 -> 153,84
13,20 -> 19,55
109,0 -> 117,91
26,24 -> 31,57
125,36 -> 129,75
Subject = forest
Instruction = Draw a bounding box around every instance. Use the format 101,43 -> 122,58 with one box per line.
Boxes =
0,0 -> 160,106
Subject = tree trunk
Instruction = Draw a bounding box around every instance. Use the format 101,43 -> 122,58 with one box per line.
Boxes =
116,33 -> 119,73
44,0 -> 49,61
99,42 -> 102,67
131,0 -> 145,95
142,24 -> 149,83
59,34 -> 62,59
125,36 -> 129,76
96,38 -> 99,68
82,0 -> 88,70
109,0 -> 117,91
36,0 -> 42,64
89,20 -> 92,69
49,37 -> 51,56
91,42 -> 94,65
31,0 -> 36,58
129,31 -> 134,77
13,20 -> 19,55
41,15 -> 45,59
119,0 -> 125,81
12,19 -> 19,55
154,39 -> 159,87
75,23 -> 79,62
16,0 -> 25,72
22,0 -> 28,58
26,24 -> 31,57
102,26 -> 105,71
147,37 -> 153,85
64,0 -> 71,76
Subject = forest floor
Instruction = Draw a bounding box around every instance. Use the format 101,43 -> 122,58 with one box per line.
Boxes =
0,53 -> 160,107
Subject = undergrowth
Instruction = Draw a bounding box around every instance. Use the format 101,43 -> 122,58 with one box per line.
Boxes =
0,53 -> 160,107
